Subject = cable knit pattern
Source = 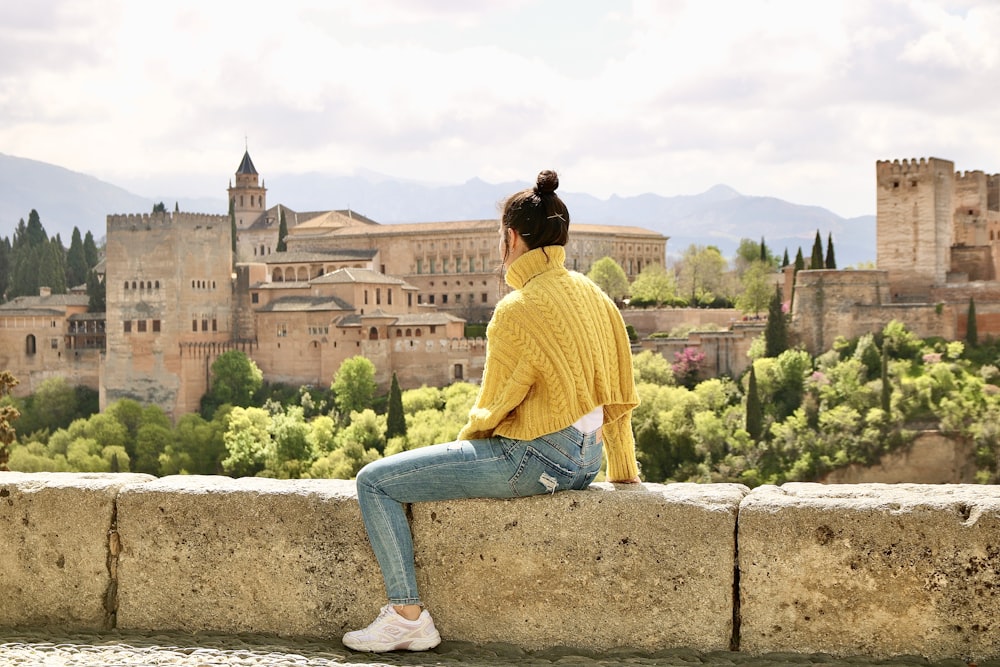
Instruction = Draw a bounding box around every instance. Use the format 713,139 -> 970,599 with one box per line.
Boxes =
457,246 -> 640,481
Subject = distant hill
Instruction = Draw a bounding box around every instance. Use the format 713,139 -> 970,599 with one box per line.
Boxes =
0,152 -> 876,266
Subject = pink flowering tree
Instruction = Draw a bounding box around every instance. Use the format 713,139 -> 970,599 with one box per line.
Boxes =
672,347 -> 705,389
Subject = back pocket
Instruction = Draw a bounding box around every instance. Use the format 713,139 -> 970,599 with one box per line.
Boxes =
508,446 -> 575,497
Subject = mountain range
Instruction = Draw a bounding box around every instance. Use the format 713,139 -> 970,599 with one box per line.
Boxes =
0,152 -> 876,266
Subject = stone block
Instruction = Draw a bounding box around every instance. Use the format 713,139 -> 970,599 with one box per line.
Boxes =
739,483 -> 1000,660
115,475 -> 384,636
412,482 -> 748,651
0,471 -> 153,630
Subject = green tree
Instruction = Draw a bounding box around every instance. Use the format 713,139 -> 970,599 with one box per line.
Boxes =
587,256 -> 630,302
745,364 -> 762,442
66,227 -> 88,288
222,407 -> 273,477
809,231 -> 824,270
735,238 -> 777,274
202,351 -> 264,417
628,263 -> 676,307
782,248 -> 790,267
83,231 -> 99,269
160,412 -> 228,475
677,244 -> 728,306
277,208 -> 288,252
825,232 -> 837,269
764,285 -> 788,358
736,260 -> 774,317
269,405 -> 313,477
86,269 -> 106,312
386,372 -> 406,439
0,236 -> 11,301
967,297 -> 978,346
633,350 -> 674,385
332,356 -> 378,417
152,202 -> 167,213
0,371 -> 20,470
229,196 -> 237,254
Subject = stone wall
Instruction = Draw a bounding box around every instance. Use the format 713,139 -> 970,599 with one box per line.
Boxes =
1,472 -> 998,661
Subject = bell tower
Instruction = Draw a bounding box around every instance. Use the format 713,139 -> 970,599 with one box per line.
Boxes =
228,150 -> 267,230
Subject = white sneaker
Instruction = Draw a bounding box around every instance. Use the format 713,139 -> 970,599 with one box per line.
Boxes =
342,604 -> 442,652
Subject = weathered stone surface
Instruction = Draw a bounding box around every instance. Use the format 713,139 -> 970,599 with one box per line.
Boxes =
412,482 -> 748,651
115,476 -> 384,637
0,471 -> 154,629
739,483 -> 1000,660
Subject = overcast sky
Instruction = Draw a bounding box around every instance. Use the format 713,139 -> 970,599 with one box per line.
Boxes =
2,0 -> 998,219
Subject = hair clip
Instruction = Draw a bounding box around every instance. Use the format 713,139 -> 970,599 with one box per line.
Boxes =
547,213 -> 565,221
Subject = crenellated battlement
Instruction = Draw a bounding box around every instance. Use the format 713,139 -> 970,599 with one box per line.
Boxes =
875,156 -> 954,187
107,211 -> 228,232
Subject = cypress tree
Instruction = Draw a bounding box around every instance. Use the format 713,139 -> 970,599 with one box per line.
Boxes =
83,231 -> 99,269
764,284 -> 788,357
229,197 -> 237,255
66,228 -> 88,288
794,247 -> 805,272
967,297 -> 978,346
87,269 -> 106,312
825,232 -> 837,269
746,364 -> 762,442
782,248 -> 790,268
277,209 -> 288,252
880,340 -> 891,414
386,372 -> 406,439
809,230 -> 824,269
759,236 -> 767,263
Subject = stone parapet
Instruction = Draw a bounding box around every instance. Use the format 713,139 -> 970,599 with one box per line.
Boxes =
739,483 -> 1000,660
1,472 -> 998,661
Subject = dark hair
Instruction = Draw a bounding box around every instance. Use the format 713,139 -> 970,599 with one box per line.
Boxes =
500,170 -> 570,263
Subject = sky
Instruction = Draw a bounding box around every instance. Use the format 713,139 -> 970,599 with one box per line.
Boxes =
2,0 -> 999,219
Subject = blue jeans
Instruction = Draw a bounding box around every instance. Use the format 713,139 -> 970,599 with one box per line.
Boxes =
355,425 -> 604,605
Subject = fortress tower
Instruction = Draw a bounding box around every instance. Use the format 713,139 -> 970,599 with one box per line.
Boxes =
876,157 -> 953,299
103,211 -> 234,416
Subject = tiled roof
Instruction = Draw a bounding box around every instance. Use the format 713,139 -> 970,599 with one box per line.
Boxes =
312,267 -> 414,287
236,151 -> 257,175
257,295 -> 354,313
261,249 -> 377,264
0,294 -> 90,310
336,311 -> 465,327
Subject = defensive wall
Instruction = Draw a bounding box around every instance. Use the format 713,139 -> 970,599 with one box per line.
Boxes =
2,472 -> 998,661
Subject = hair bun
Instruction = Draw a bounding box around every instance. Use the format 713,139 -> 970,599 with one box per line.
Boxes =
534,170 -> 559,196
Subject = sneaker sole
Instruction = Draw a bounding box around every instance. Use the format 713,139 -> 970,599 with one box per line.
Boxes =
343,636 -> 441,652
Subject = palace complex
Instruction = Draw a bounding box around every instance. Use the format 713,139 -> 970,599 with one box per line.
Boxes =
0,152 -> 667,419
7,152 -> 998,420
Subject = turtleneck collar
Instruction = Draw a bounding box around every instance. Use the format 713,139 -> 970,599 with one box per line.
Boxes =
505,245 -> 566,290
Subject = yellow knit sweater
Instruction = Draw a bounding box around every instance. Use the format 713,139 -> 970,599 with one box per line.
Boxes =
457,246 -> 640,481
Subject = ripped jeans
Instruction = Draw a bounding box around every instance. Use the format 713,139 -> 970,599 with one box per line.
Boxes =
354,425 -> 604,605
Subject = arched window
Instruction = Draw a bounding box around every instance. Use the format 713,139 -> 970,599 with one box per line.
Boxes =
124,281 -> 130,290
406,328 -> 412,336
415,328 -> 422,337
395,330 -> 402,337
25,334 -> 36,356
368,327 -> 379,340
